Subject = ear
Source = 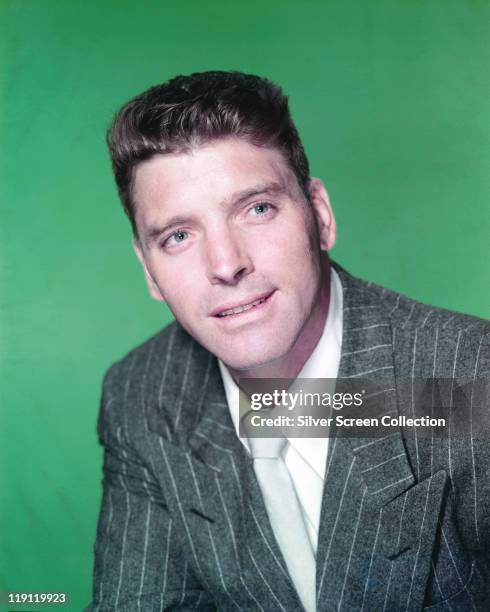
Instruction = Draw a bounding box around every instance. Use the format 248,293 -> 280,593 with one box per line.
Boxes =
307,178 -> 337,251
133,239 -> 166,302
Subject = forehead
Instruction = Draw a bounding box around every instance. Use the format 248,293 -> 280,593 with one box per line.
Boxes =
131,137 -> 300,222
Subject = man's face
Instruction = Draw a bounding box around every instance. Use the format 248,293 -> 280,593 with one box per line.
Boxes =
132,137 -> 335,372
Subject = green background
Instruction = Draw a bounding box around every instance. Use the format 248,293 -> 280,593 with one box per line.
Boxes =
1,1 -> 488,610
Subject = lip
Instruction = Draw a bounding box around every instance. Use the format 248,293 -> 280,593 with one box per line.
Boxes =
210,290 -> 276,318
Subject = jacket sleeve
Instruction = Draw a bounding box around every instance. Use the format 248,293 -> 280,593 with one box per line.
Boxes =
86,365 -> 216,611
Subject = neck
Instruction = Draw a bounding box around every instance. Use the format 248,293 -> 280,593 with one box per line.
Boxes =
229,260 -> 332,386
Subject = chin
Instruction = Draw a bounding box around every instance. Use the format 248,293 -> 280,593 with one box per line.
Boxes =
215,336 -> 293,373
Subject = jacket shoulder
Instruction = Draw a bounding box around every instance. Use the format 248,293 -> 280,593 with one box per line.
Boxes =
354,275 -> 489,377
97,320 -> 197,443
355,275 -> 489,336
335,262 -> 490,376
102,320 -> 187,392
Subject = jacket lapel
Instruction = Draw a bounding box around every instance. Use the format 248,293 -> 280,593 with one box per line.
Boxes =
315,266 -> 447,611
186,352 -> 305,608
144,327 -> 302,609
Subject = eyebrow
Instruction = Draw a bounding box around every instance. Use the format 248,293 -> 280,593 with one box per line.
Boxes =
143,181 -> 289,247
145,215 -> 196,246
225,181 -> 288,208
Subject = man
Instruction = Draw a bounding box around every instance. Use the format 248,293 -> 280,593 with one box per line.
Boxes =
88,71 -> 489,611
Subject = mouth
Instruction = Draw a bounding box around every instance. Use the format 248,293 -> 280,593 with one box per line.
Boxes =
212,291 -> 275,319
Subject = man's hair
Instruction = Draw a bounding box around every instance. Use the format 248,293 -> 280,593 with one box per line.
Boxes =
106,70 -> 311,237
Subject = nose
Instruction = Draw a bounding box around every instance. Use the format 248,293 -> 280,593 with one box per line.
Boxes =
203,227 -> 254,285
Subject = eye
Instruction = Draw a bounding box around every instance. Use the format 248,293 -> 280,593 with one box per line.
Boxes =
162,230 -> 189,249
172,230 -> 188,243
250,202 -> 272,216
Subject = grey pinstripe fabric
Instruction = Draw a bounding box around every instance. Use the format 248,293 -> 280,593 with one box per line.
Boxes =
87,262 -> 490,611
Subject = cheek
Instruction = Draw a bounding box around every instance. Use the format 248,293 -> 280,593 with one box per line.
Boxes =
256,225 -> 318,281
150,262 -> 198,314
167,281 -> 198,313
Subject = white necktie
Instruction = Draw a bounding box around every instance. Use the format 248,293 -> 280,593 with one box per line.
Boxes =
247,431 -> 317,612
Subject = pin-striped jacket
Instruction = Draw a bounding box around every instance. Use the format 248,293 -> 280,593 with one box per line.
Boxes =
87,263 -> 490,611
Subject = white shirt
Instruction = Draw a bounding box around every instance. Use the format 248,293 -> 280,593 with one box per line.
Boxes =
218,268 -> 343,552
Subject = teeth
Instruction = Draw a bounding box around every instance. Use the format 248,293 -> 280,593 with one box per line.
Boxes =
218,298 -> 265,317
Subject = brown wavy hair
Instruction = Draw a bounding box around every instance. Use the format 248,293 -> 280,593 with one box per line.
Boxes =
107,70 -> 311,237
